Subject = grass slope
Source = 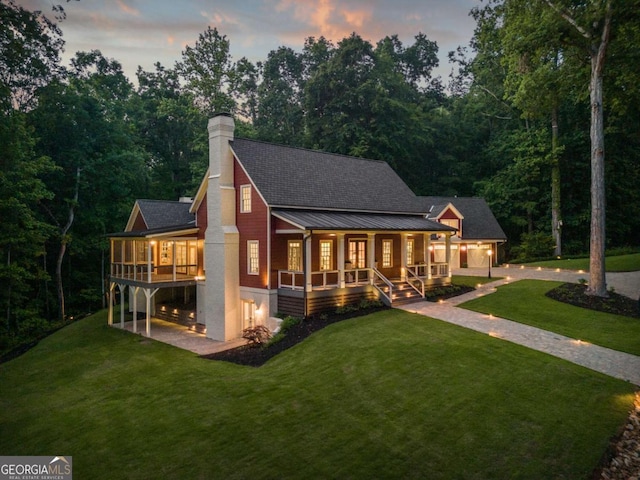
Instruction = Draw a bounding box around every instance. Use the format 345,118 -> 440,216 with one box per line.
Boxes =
460,280 -> 640,356
0,309 -> 635,479
524,253 -> 640,272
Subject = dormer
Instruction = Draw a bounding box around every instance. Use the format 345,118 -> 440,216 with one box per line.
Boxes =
433,203 -> 464,238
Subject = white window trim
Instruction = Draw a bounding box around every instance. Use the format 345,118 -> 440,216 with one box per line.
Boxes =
240,184 -> 252,213
319,239 -> 333,271
288,240 -> 302,272
382,239 -> 393,268
247,240 -> 259,275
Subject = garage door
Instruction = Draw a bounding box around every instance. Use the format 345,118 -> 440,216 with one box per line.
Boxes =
467,245 -> 490,268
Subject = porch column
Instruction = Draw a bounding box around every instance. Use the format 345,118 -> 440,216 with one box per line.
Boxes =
143,288 -> 160,337
426,234 -> 432,280
172,240 -> 176,281
337,234 -> 345,288
147,241 -> 153,283
118,283 -> 126,328
108,282 -> 115,325
445,233 -> 452,278
131,286 -> 139,334
401,234 -> 408,281
367,233 -> 375,286
304,234 -> 312,293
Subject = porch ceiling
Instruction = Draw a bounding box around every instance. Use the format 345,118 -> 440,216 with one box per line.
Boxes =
272,209 -> 456,232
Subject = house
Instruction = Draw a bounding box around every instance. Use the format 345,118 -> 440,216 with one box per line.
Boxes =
107,114 -> 503,342
421,197 -> 507,269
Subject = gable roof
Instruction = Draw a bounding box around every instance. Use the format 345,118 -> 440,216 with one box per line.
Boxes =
126,199 -> 195,232
231,138 -> 425,214
421,197 -> 507,241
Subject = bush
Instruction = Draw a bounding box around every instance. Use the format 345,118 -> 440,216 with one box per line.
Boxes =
242,325 -> 272,347
511,232 -> 556,261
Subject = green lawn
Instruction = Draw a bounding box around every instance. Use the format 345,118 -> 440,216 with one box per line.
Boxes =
452,275 -> 500,287
460,279 -> 640,356
524,252 -> 640,272
0,309 -> 635,479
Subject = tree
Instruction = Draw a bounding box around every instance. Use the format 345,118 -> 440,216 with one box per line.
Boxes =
136,63 -> 207,199
0,0 -> 64,112
540,0 -> 613,296
32,51 -> 148,319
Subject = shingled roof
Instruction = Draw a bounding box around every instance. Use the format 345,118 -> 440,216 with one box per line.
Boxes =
135,199 -> 195,231
231,138 -> 425,214
421,197 -> 507,241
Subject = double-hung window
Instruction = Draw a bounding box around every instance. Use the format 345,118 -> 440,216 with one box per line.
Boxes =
240,185 -> 251,213
382,239 -> 393,268
247,240 -> 259,275
319,240 -> 333,271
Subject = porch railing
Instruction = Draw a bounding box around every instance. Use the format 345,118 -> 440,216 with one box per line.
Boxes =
372,268 -> 393,306
110,262 -> 198,283
405,266 -> 425,297
344,268 -> 370,286
278,270 -> 304,290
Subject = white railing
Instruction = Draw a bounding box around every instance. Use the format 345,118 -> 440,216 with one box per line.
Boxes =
405,266 -> 425,297
344,268 -> 370,286
311,270 -> 340,289
110,262 -> 198,283
278,270 -> 305,290
431,263 -> 449,277
371,268 -> 393,306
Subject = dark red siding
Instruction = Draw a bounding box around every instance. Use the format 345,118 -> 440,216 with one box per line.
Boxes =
235,158 -> 269,289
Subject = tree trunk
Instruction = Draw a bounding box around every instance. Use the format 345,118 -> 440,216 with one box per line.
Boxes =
587,57 -> 607,296
551,106 -> 562,257
586,8 -> 612,298
56,166 -> 81,321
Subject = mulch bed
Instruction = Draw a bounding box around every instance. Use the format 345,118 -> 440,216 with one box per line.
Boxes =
545,283 -> 640,318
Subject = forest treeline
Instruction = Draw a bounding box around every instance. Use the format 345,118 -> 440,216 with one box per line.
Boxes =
1,0 -> 639,342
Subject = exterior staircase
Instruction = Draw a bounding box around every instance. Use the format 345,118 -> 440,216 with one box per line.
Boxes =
375,279 -> 424,306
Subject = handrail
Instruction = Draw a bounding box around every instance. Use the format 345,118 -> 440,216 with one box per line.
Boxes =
371,268 -> 393,306
405,265 -> 425,297
278,270 -> 304,290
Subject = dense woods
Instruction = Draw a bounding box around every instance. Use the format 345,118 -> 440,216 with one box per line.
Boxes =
1,0 -> 639,345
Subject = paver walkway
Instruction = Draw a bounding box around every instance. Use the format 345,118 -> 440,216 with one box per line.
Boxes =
398,268 -> 640,386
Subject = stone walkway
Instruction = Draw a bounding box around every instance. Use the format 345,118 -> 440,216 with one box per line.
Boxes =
398,267 -> 640,386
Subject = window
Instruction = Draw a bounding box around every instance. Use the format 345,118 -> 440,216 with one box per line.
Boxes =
406,238 -> 414,265
247,240 -> 259,275
349,240 -> 366,269
382,239 -> 393,268
319,240 -> 333,270
288,240 -> 302,271
439,218 -> 459,235
240,185 -> 251,213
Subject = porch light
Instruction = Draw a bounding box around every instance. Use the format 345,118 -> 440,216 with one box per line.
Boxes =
461,245 -> 467,251
150,240 -> 157,245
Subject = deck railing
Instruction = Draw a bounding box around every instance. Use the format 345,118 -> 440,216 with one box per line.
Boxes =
110,262 -> 198,283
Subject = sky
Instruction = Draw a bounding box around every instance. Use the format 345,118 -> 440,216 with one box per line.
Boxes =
21,0 -> 481,83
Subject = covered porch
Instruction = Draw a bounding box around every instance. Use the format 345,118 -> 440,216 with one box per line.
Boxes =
108,230 -> 203,337
271,210 -> 456,316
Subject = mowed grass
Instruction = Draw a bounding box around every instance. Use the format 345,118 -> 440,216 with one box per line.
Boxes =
524,252 -> 640,272
460,279 -> 640,356
452,274 -> 500,287
0,309 -> 635,480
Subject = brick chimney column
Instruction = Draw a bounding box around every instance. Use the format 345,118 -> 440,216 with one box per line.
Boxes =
204,114 -> 240,341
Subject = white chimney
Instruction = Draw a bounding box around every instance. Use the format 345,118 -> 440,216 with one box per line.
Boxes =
202,113 -> 240,341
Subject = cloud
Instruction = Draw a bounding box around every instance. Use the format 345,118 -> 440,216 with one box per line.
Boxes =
116,0 -> 140,16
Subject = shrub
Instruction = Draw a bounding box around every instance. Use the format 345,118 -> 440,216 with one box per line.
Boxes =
280,316 -> 301,334
512,231 -> 556,261
242,325 -> 272,347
